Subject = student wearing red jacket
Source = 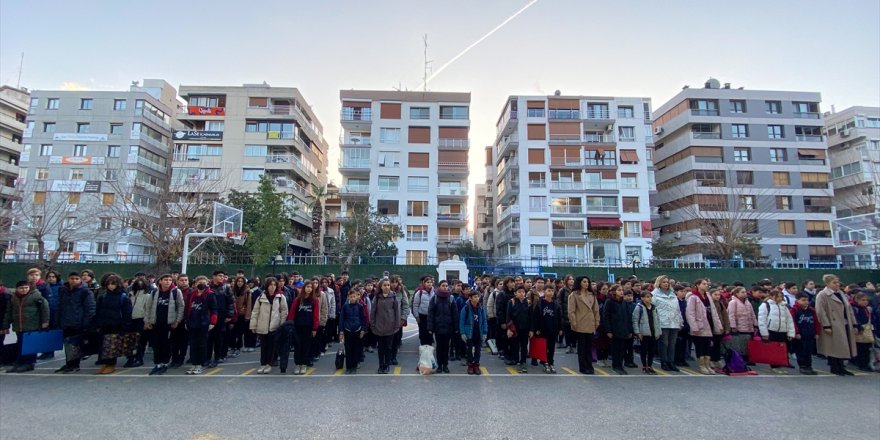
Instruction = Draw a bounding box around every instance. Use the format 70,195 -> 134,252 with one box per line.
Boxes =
185,276 -> 217,376
287,282 -> 320,375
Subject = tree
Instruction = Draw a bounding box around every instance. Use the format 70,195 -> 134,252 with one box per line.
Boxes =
248,175 -> 286,264
307,184 -> 328,255
648,238 -> 683,259
451,240 -> 485,260
224,189 -> 262,236
329,200 -> 401,272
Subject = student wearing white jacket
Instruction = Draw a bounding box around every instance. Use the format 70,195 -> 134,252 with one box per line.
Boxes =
651,275 -> 683,372
757,291 -> 795,371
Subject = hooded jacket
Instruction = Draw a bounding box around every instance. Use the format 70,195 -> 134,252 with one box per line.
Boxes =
757,299 -> 795,338
632,302 -> 661,338
340,300 -> 367,333
651,287 -> 683,329
428,290 -> 459,335
186,288 -> 218,330
95,287 -> 133,331
3,289 -> 50,332
685,290 -> 723,337
411,286 -> 434,317
128,285 -> 153,321
57,282 -> 96,330
370,292 -> 401,337
602,297 -> 633,339
459,302 -> 488,338
727,296 -> 757,334
249,293 -> 288,335
532,298 -> 562,337
506,297 -> 531,334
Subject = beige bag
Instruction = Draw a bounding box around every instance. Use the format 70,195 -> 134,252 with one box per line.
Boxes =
856,323 -> 874,344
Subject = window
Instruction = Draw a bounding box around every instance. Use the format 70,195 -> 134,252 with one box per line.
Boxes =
408,176 -> 429,192
29,97 -> 39,109
765,101 -> 781,114
530,219 -> 549,236
618,126 -> 635,141
530,244 -> 548,259
248,97 -> 268,108
102,193 -> 115,205
39,144 -> 52,156
733,147 -> 751,162
43,122 -> 55,132
770,148 -> 787,162
36,168 -> 49,180
527,149 -> 545,164
96,242 -> 110,254
620,173 -> 638,189
406,225 -> 428,241
244,145 -> 267,156
739,195 -> 755,210
527,124 -> 546,140
624,221 -> 642,238
409,107 -> 429,119
617,106 -> 634,118
767,125 -> 784,139
110,123 -> 124,134
80,99 -> 93,110
731,124 -> 748,138
586,196 -> 618,212
73,145 -> 87,156
99,217 -> 112,230
739,220 -> 758,234
47,98 -> 59,110
107,145 -> 120,158
622,197 -> 639,213
406,250 -> 428,265
113,99 -> 126,111
778,220 -> 795,235
33,192 -> 46,204
439,106 -> 468,120
530,196 -> 547,212
76,123 -> 90,133
378,176 -> 399,191
736,171 -> 754,185
407,201 -> 428,217
805,220 -> 831,238
380,128 -> 400,144
241,168 -> 264,181
70,168 -> 85,180
408,152 -> 429,168
808,245 -> 836,261
776,196 -> 792,211
773,171 -> 790,186
68,192 -> 81,204
206,121 -> 224,131
780,245 -> 797,259
619,150 -> 638,164
63,217 -> 77,229
60,241 -> 75,252
730,100 -> 746,113
104,170 -> 118,181
800,172 -> 829,189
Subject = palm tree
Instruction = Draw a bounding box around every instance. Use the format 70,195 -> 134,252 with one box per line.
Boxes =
307,184 -> 328,256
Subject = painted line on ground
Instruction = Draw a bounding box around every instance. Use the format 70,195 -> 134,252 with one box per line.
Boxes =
5,372 -> 855,379
505,367 -> 519,375
678,368 -> 701,376
303,367 -> 315,376
561,367 -> 578,376
480,367 -> 489,375
334,369 -> 344,376
241,368 -> 256,376
393,367 -> 401,375
205,368 -> 223,376
593,367 -> 610,376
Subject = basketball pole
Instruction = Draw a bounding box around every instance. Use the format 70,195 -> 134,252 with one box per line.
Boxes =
181,232 -> 224,275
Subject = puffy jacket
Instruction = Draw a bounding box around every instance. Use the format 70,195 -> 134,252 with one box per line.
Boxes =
428,293 -> 459,335
685,291 -> 723,337
145,288 -> 185,326
632,303 -> 661,338
568,291 -> 600,334
45,280 -> 61,328
128,288 -> 153,320
495,289 -> 514,323
394,287 -> 410,323
249,293 -> 288,335
3,290 -> 50,332
210,282 -> 235,321
95,288 -> 133,331
57,282 -> 95,330
370,293 -> 401,337
727,297 -> 757,334
485,289 -> 497,319
602,298 -> 633,338
324,289 -> 336,318
318,292 -> 329,327
532,299 -> 561,336
340,301 -> 367,333
506,298 -> 531,333
652,287 -> 682,329
411,288 -> 434,316
714,299 -> 730,334
758,299 -> 795,338
459,303 -> 488,338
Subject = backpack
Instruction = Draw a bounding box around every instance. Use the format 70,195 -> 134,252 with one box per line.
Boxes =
723,349 -> 750,375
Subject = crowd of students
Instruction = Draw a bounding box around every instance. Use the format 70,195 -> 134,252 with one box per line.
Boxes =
1,267 -> 878,377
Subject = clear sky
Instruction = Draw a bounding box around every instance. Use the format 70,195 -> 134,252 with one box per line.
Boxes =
2,0 -> 879,196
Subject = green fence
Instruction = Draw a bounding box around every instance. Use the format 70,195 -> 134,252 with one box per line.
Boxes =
1,262 -> 877,289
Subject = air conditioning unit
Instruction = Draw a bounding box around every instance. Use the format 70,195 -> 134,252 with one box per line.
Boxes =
840,129 -> 850,137
663,211 -> 671,219
654,126 -> 663,135
674,232 -> 682,239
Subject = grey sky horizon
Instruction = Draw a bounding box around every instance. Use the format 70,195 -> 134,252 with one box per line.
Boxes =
2,0 -> 878,193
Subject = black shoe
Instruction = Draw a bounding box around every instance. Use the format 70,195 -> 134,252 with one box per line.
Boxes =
441,365 -> 450,374
15,364 -> 34,373
670,364 -> 681,372
54,365 -> 70,373
307,361 -> 314,367
208,361 -> 218,369
377,367 -> 385,374
123,359 -> 136,368
149,366 -> 162,375
38,353 -> 55,360
531,359 -> 539,366
391,358 -> 398,365
157,365 -> 168,375
613,368 -> 627,375
131,360 -> 144,368
63,366 -> 80,374
580,369 -> 595,375
841,369 -> 854,376
624,362 -> 638,368
660,362 -> 672,371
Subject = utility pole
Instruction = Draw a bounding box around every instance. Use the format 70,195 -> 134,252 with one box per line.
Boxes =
16,53 -> 24,89
423,34 -> 432,92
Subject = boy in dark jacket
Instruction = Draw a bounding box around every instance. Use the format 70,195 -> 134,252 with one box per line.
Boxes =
851,293 -> 873,372
459,291 -> 488,375
602,285 -> 633,375
186,278 -> 217,375
622,290 -> 638,368
427,282 -> 459,374
791,293 -> 820,375
674,284 -> 692,367
531,286 -> 562,373
339,290 -> 366,374
27,268 -> 55,360
94,275 -> 133,374
3,281 -> 50,372
55,272 -> 96,373
208,270 -> 234,367
507,286 -> 531,373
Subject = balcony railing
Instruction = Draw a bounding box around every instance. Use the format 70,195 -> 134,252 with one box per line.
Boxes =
793,112 -> 820,119
551,205 -> 583,214
550,157 -> 583,166
690,109 -> 719,116
341,108 -> 372,121
341,184 -> 370,194
437,235 -> 466,243
338,158 -> 370,169
439,138 -> 469,149
406,234 -> 429,242
548,109 -> 580,119
438,187 -> 468,196
550,181 -> 584,190
552,230 -> 585,239
796,135 -> 825,142
438,161 -> 468,168
644,111 -> 652,121
496,204 -> 520,219
529,181 -> 547,189
548,134 -> 582,144
585,180 -> 618,190
267,131 -> 295,139
584,109 -> 611,119
586,204 -> 619,213
339,135 -> 371,146
584,134 -> 616,143
584,158 -> 617,167
437,213 -> 467,222
692,132 -> 721,139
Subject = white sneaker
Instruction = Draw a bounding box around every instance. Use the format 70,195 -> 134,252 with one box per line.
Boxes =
257,366 -> 266,374
264,366 -> 272,374
191,366 -> 203,375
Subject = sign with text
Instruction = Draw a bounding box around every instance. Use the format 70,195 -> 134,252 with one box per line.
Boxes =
49,180 -> 87,192
52,133 -> 108,142
49,156 -> 105,165
187,106 -> 225,116
83,180 -> 102,193
172,130 -> 223,141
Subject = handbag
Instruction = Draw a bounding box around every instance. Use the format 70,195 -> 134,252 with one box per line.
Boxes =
856,323 -> 874,344
335,348 -> 345,370
747,336 -> 788,365
21,329 -> 64,355
528,336 -> 547,362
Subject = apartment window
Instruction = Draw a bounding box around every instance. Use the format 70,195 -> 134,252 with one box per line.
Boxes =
530,219 -> 549,236
36,168 -> 49,180
624,221 -> 642,238
113,99 -> 127,111
530,196 -> 547,212
778,220 -> 796,235
241,168 -> 264,181
528,172 -> 546,188
439,106 -> 468,120
619,150 -> 638,164
733,147 -> 751,162
380,128 -> 400,144
107,145 -> 120,158
617,106 -> 634,118
780,245 -> 797,259
770,148 -> 787,162
730,100 -> 746,113
39,144 -> 52,156
244,145 -> 267,156
378,176 -> 399,191
96,242 -> 110,254
70,168 -> 85,180
99,217 -> 112,230
63,217 -> 77,229
73,145 -> 87,156
408,176 -> 429,192
618,126 -> 635,141
776,196 -> 792,211
765,101 -> 781,114
408,152 -> 429,168
739,195 -> 755,210
104,170 -> 118,181
102,193 -> 115,205
406,225 -> 428,241
766,125 -> 785,139
406,250 -> 428,265
527,149 -> 545,164
29,97 -> 39,109
530,245 -> 548,259
206,121 -> 224,131
60,241 -> 75,252
741,220 -> 759,234
806,220 -> 831,238
409,107 -> 429,119
110,123 -> 124,134
620,173 -> 638,189
80,98 -> 93,110
800,172 -> 829,189
68,192 -> 81,204
731,124 -> 748,138
809,245 -> 836,261
47,98 -> 59,110
43,122 -> 55,132
77,123 -> 90,133
407,201 -> 428,217
378,151 -> 400,168
622,197 -> 639,213
772,171 -> 790,186
736,171 -> 754,185
33,192 -> 46,204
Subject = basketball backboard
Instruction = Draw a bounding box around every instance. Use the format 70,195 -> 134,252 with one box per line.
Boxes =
212,202 -> 243,235
831,212 -> 880,247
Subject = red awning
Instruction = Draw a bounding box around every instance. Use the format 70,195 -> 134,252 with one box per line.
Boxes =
588,217 -> 622,228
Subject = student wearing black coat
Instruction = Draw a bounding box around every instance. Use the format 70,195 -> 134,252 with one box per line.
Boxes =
531,288 -> 563,372
506,287 -> 531,371
602,284 -> 633,374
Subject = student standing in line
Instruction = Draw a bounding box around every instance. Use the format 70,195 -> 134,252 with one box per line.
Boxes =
144,274 -> 184,375
287,282 -> 320,375
370,279 -> 401,374
339,290 -> 367,374
250,277 -> 288,374
633,291 -> 661,375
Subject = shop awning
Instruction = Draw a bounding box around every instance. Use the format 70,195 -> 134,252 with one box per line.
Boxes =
588,217 -> 622,228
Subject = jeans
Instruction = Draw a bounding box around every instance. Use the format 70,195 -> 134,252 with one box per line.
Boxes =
576,332 -> 594,373
435,333 -> 451,367
611,337 -> 626,369
467,336 -> 482,365
793,337 -> 815,369
151,324 -> 171,365
343,331 -> 362,370
258,332 -> 277,366
658,328 -> 678,364
376,335 -> 393,368
640,336 -> 657,367
188,327 -> 209,366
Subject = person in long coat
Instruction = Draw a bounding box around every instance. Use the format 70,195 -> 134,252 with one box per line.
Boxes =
815,274 -> 858,376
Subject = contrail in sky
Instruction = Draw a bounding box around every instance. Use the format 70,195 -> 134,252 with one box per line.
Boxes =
418,0 -> 539,90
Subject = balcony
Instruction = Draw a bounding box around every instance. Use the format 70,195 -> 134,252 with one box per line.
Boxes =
437,235 -> 466,245
496,107 -> 518,137
584,156 -> 617,167
584,134 -> 616,143
496,204 -> 520,220
0,160 -> 18,176
340,184 -> 370,197
339,135 -> 371,147
796,135 -> 825,142
438,138 -> 469,150
337,157 -> 371,173
340,108 -> 372,122
267,131 -> 296,140
550,181 -> 584,191
584,180 -> 618,190
437,213 -> 467,224
690,109 -> 719,116
552,230 -> 585,239
586,204 -> 619,213
0,136 -> 21,155
438,187 -> 468,197
438,161 -> 468,176
548,109 -> 580,120
273,178 -> 310,197
496,135 -> 519,159
137,108 -> 172,131
137,157 -> 166,173
550,157 -> 583,168
0,114 -> 26,132
548,134 -> 582,145
794,112 -> 821,119
692,131 -> 721,140
584,109 -> 611,120
551,205 -> 583,215
140,134 -> 169,151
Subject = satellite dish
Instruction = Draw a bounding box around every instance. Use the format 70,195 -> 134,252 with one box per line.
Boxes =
554,90 -> 561,96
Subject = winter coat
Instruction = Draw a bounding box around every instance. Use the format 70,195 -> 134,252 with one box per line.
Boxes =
145,288 -> 185,326
713,299 -> 730,334
459,303 -> 488,338
486,289 -> 497,319
186,290 -> 218,330
757,300 -> 795,338
318,291 -> 329,327
95,288 -> 133,331
249,293 -> 288,335
3,291 -> 50,332
652,287 -> 683,329
568,291 -> 600,334
728,297 -> 757,334
815,287 -> 858,358
495,288 -> 514,323
557,287 -> 572,325
428,293 -> 460,335
532,299 -> 562,337
210,282 -> 236,321
632,303 -> 661,338
791,306 -> 821,338
340,301 -> 367,333
506,298 -> 531,334
394,287 -> 410,323
602,298 -> 633,339
412,288 -> 434,316
57,282 -> 96,330
685,291 -> 723,337
234,290 -> 254,321
289,297 -> 320,330
322,288 -> 336,319
370,293 -> 401,337
128,288 -> 153,321
45,281 -> 61,328
0,290 -> 8,331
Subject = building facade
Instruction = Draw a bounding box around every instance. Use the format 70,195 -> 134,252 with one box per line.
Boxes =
14,79 -> 179,261
0,85 -> 29,243
176,84 -> 329,255
651,79 -> 835,263
492,94 -> 655,264
825,106 -> 880,267
338,90 -> 471,264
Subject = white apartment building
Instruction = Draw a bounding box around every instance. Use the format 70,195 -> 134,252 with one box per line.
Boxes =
338,90 -> 470,264
492,94 -> 655,264
0,85 -> 29,248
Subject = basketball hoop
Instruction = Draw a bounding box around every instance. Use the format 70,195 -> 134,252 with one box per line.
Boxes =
839,240 -> 861,248
226,232 -> 248,246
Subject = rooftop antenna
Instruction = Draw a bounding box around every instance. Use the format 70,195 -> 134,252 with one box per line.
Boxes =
423,34 -> 432,92
16,52 -> 24,89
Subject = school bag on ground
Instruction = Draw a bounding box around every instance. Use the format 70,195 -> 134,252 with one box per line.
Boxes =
418,344 -> 437,375
723,349 -> 756,376
335,347 -> 345,370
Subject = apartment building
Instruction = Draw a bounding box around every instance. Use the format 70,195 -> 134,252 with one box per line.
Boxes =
0,85 -> 29,241
14,79 -> 179,260
176,84 -> 329,255
323,183 -> 342,254
338,90 -> 471,264
825,106 -> 880,267
651,79 -> 835,263
492,93 -> 655,264
474,146 -> 495,253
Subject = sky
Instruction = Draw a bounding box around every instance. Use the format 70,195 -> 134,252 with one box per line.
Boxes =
2,0 -> 879,199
